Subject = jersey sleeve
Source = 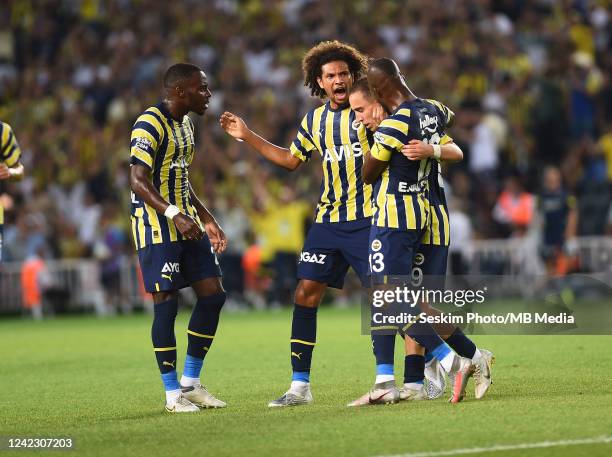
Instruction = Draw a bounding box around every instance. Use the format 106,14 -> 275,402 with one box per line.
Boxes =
0,122 -> 22,167
289,114 -> 316,162
426,99 -> 455,127
424,99 -> 455,145
130,111 -> 164,169
371,118 -> 407,162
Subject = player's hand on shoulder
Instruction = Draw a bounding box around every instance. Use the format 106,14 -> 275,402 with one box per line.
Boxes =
402,139 -> 433,161
204,220 -> 227,254
173,213 -> 204,241
220,111 -> 248,140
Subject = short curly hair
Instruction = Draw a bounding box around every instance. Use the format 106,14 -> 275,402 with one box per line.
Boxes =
302,40 -> 368,99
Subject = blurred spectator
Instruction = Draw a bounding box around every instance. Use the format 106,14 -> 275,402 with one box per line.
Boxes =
493,175 -> 535,237
468,104 -> 499,178
574,139 -> 610,236
20,247 -> 51,320
538,166 -> 578,276
448,200 -> 473,276
95,202 -> 129,311
217,193 -> 249,307
260,184 -> 310,307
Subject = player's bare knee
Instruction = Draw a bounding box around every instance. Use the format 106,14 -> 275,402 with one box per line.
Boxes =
191,277 -> 225,298
295,280 -> 326,308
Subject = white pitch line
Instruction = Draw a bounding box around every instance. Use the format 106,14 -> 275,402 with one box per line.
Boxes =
374,435 -> 612,457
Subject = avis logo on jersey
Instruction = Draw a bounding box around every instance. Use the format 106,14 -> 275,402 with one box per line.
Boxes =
322,142 -> 363,162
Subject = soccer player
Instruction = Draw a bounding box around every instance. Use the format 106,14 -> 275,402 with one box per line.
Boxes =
130,63 -> 228,413
349,58 -> 474,405
220,40 -> 375,407
349,78 -> 493,402
538,166 -> 578,276
0,121 -> 25,262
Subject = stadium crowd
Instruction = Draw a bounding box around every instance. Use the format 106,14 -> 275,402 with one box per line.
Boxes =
1,0 -> 611,307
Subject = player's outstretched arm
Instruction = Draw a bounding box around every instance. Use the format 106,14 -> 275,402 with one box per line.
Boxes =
401,140 -> 463,163
189,184 -> 227,254
0,162 -> 24,181
219,111 -> 302,171
129,164 -> 204,241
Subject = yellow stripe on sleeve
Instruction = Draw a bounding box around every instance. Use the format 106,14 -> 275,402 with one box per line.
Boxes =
440,134 -> 453,145
0,123 -> 11,150
130,147 -> 153,168
395,108 -> 411,117
139,113 -> 164,138
381,119 -> 409,135
3,147 -> 21,167
371,143 -> 392,161
375,131 -> 404,151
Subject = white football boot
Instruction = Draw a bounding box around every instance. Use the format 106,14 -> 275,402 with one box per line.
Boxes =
165,394 -> 200,413
447,356 -> 474,403
398,383 -> 427,401
473,349 -> 494,399
424,358 -> 446,399
182,384 -> 227,408
268,384 -> 313,408
347,381 -> 400,407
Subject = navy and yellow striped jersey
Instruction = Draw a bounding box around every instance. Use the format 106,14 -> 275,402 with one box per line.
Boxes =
370,98 -> 453,231
290,102 -> 373,223
420,160 -> 450,246
129,102 -> 201,249
0,121 -> 22,225
420,99 -> 454,246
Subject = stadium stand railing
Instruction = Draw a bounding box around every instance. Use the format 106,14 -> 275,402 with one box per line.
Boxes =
0,237 -> 610,314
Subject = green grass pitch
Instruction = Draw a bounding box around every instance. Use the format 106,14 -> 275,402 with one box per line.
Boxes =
1,307 -> 611,457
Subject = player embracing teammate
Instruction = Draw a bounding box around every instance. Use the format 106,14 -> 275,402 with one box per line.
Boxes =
347,59 -> 494,405
221,42 -> 493,407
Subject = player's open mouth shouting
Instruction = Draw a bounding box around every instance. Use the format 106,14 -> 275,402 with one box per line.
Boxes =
333,85 -> 347,103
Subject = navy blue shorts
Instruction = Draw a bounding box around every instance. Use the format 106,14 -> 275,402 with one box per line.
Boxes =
297,218 -> 370,289
413,243 -> 449,290
368,226 -> 424,280
137,237 -> 222,293
0,223 -> 3,262
415,243 -> 448,275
